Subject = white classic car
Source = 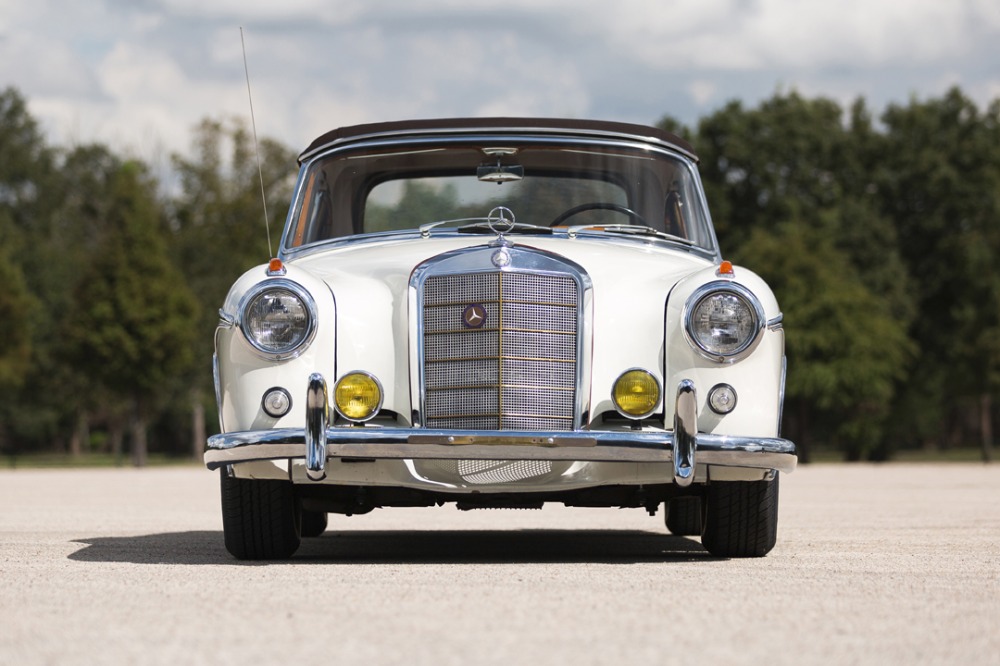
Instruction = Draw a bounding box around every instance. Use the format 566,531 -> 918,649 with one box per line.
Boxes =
205,118 -> 796,559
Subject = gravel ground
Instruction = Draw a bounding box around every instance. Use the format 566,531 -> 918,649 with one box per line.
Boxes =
1,463 -> 998,665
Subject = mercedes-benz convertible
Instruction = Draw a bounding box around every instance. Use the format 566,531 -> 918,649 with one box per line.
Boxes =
205,117 -> 796,559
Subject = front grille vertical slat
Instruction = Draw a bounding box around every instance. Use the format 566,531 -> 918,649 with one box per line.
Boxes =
423,270 -> 579,431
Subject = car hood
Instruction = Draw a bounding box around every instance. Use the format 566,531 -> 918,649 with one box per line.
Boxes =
286,236 -> 712,385
291,235 -> 713,315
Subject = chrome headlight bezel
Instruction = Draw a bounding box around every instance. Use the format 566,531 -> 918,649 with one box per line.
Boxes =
237,279 -> 318,361
683,281 -> 765,363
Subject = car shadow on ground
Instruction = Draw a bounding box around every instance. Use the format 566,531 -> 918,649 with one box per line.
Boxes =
69,529 -> 717,566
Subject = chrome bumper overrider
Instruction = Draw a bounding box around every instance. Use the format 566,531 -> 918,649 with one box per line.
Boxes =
205,374 -> 796,484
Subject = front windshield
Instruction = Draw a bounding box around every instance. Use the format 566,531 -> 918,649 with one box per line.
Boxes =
285,139 -> 714,249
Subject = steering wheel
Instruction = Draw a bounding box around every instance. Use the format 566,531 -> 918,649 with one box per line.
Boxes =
550,202 -> 648,227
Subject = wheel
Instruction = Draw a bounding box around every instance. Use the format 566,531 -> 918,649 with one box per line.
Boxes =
301,509 -> 329,538
665,496 -> 702,536
549,202 -> 647,227
701,475 -> 779,558
220,469 -> 302,560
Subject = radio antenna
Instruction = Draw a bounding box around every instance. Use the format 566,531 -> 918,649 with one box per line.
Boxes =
240,26 -> 273,259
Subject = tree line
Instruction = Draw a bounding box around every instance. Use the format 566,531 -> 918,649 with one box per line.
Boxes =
1,85 -> 997,463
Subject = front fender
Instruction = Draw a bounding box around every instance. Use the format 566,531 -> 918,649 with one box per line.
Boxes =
664,264 -> 785,438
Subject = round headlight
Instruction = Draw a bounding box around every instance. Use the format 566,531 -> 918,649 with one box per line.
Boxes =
684,283 -> 764,362
334,372 -> 383,422
612,369 -> 661,419
239,281 -> 316,359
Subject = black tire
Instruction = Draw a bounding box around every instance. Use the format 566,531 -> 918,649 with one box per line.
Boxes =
301,509 -> 329,538
665,496 -> 703,536
220,470 -> 302,560
701,475 -> 779,558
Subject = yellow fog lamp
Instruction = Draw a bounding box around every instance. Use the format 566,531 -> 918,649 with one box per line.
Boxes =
612,369 -> 661,419
333,371 -> 383,423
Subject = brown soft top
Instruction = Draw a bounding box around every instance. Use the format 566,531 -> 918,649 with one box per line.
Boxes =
299,117 -> 696,164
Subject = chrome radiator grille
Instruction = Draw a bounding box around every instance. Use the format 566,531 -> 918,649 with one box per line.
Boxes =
422,271 -> 579,431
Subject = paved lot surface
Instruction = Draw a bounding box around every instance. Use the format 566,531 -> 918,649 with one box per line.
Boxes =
1,463 -> 998,665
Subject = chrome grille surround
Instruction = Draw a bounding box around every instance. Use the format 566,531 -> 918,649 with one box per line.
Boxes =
412,244 -> 592,431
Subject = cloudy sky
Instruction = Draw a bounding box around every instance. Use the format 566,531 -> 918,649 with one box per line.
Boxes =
2,0 -> 999,162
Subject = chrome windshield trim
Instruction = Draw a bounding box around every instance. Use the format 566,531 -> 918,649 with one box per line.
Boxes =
299,126 -> 699,163
280,227 -> 720,263
280,133 -> 718,257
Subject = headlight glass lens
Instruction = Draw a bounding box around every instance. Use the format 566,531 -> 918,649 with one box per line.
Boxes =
243,287 -> 312,356
334,372 -> 383,422
612,369 -> 661,418
687,288 -> 761,359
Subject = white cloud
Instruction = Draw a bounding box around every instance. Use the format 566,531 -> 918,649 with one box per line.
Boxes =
2,0 -> 998,160
688,81 -> 718,107
601,0 -> 980,70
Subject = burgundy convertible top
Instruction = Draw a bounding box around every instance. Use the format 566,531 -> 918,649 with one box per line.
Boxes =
299,117 -> 696,164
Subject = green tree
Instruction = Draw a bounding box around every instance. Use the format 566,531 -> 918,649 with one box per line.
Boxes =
0,87 -> 62,454
169,117 -> 296,455
732,221 -> 912,460
0,250 -> 31,388
877,89 -> 1000,459
0,88 -> 36,388
692,91 -> 916,458
63,161 -> 199,465
50,145 -> 137,456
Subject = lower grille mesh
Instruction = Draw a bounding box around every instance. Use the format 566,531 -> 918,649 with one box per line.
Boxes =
422,271 -> 578,431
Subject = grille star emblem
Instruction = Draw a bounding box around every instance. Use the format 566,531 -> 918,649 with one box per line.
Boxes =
491,248 -> 511,268
462,304 -> 488,329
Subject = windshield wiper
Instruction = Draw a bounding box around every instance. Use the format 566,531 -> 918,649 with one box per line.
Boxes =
565,223 -> 696,246
419,217 -> 490,237
457,221 -> 552,235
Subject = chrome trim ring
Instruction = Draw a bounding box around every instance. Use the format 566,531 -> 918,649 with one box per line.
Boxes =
682,281 -> 766,363
707,383 -> 738,415
261,387 -> 293,418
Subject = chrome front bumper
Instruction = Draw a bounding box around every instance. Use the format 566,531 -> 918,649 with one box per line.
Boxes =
205,374 -> 796,484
